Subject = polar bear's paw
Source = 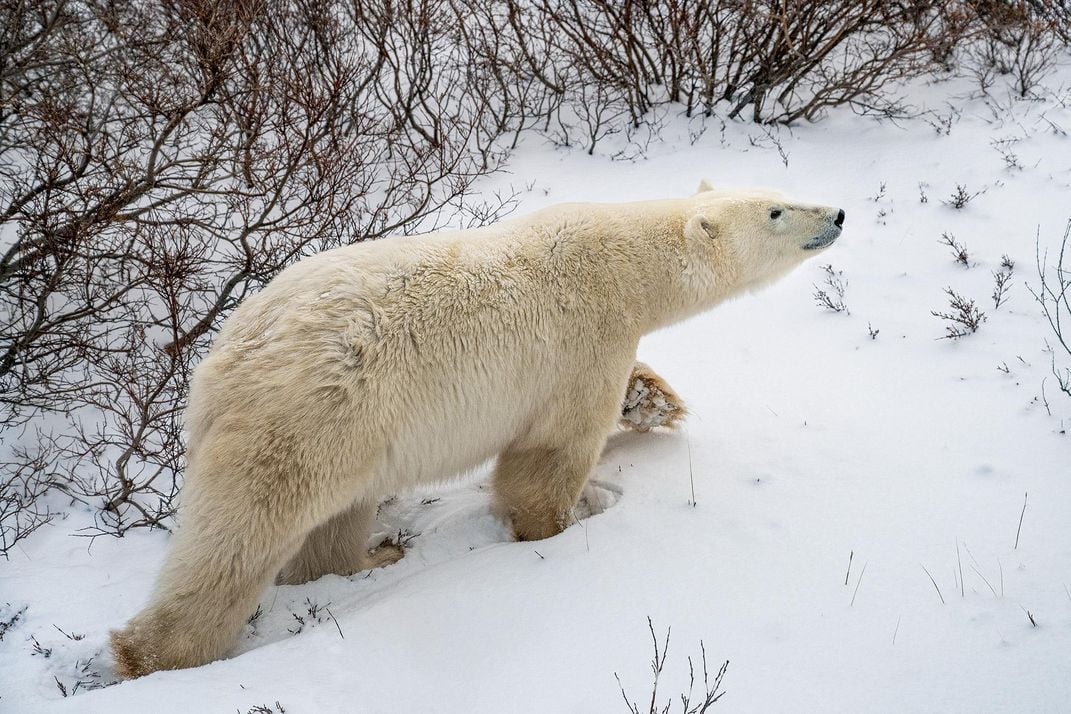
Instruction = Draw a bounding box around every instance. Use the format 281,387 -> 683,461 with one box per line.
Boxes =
619,362 -> 687,432
367,538 -> 406,569
570,479 -> 623,522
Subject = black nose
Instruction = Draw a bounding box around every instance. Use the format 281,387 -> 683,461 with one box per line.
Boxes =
834,209 -> 845,227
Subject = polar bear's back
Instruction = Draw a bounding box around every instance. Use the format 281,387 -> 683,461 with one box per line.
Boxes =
187,207 -> 645,487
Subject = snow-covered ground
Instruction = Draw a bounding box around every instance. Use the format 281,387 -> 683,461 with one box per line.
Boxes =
3,70 -> 1071,713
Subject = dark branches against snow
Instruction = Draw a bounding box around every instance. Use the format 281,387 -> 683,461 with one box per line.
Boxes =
615,617 -> 729,714
0,0 -> 515,545
1029,220 -> 1071,398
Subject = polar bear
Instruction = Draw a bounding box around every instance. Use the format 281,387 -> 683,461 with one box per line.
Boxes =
111,182 -> 844,677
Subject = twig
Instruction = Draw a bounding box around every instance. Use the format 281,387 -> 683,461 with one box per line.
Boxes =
850,561 -> 868,607
687,433 -> 696,507
324,606 -> 344,639
956,540 -> 964,598
1015,492 -> 1028,549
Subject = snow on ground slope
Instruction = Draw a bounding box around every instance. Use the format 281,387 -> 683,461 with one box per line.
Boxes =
2,72 -> 1071,713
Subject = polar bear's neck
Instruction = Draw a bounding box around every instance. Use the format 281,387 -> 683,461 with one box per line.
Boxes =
518,200 -> 742,335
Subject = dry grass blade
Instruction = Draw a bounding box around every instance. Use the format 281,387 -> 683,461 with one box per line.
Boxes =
921,564 -> 946,605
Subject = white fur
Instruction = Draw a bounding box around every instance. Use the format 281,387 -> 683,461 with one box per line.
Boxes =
111,186 -> 843,677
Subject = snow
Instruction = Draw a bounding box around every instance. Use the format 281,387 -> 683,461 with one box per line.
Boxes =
3,72 -> 1071,713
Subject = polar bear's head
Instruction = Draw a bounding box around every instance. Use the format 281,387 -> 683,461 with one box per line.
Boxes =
684,182 -> 844,293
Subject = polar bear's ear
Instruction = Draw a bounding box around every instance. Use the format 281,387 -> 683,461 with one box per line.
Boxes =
684,213 -> 718,242
695,179 -> 714,194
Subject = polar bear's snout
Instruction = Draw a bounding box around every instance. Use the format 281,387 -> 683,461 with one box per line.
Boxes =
802,207 -> 845,251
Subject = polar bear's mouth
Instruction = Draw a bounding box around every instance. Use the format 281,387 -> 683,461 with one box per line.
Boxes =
803,226 -> 841,251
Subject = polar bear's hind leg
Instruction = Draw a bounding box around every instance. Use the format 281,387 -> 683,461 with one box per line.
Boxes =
110,426 -> 363,677
110,482 -> 310,677
275,498 -> 399,585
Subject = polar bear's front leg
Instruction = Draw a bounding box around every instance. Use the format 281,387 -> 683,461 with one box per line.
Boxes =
619,361 -> 687,432
494,359 -> 630,541
493,437 -> 606,541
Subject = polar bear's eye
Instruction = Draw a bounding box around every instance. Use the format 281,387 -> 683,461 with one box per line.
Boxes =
770,209 -> 783,220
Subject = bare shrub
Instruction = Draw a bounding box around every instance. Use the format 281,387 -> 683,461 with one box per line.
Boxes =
714,1 -> 969,124
1028,0 -> 1071,44
0,447 -> 55,557
0,0 -> 515,540
993,269 -> 1013,308
932,288 -> 987,338
614,618 -> 729,714
965,0 -> 1061,98
244,703 -> 287,714
942,185 -> 982,209
492,0 -> 969,156
814,264 -> 849,314
1028,220 -> 1071,397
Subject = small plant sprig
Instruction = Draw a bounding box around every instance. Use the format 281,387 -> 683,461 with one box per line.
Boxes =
29,635 -> 51,657
52,624 -> 85,641
814,264 -> 848,314
942,184 -> 982,209
940,232 -> 970,267
926,106 -> 961,136
0,605 -> 27,641
991,138 -> 1024,171
932,288 -> 987,339
247,603 -> 264,637
386,528 -> 419,548
53,656 -> 113,697
992,269 -> 1012,309
288,597 -> 329,635
993,254 -> 1015,309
